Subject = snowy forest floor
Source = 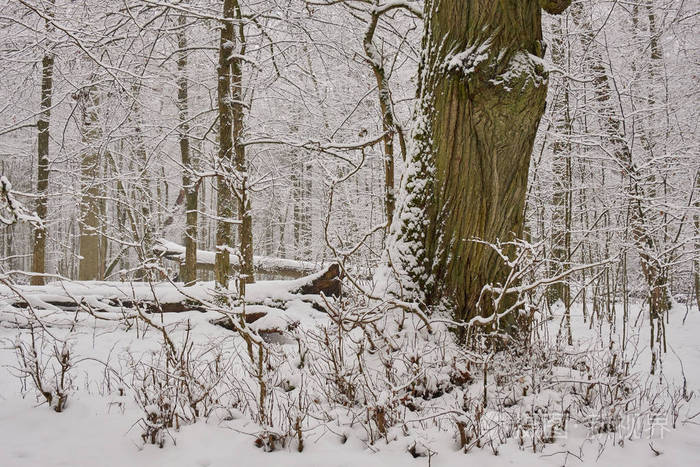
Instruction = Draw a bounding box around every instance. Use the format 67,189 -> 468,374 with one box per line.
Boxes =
0,281 -> 699,467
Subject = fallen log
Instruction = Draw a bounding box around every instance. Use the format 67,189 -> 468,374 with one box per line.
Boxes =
107,298 -> 206,314
154,238 -> 323,279
3,264 -> 341,316
293,263 -> 342,297
2,265 -> 342,339
5,296 -> 206,314
210,311 -> 268,329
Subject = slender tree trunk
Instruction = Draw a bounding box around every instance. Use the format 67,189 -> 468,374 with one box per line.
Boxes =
362,7 -> 399,229
303,163 -> 312,258
78,86 -> 106,280
30,0 -> 56,285
644,2 -> 671,317
214,0 -> 236,289
549,17 -> 573,326
390,0 -> 570,329
292,160 -> 301,258
278,201 -> 289,258
105,149 -> 137,278
215,0 -> 255,289
292,158 -> 312,260
198,172 -> 207,281
177,14 -> 198,286
695,172 -> 700,310
130,82 -> 155,280
231,0 -> 254,287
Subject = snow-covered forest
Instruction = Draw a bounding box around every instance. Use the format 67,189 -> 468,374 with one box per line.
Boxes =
0,0 -> 699,465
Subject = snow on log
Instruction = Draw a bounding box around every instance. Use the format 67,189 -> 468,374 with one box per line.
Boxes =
292,263 -> 342,297
153,238 -> 323,279
1,264 -> 341,333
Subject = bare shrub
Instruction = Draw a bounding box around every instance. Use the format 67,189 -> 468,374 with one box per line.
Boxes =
9,320 -> 76,413
126,318 -> 229,447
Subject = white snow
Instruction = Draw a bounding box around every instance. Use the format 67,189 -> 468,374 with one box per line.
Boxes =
0,294 -> 698,466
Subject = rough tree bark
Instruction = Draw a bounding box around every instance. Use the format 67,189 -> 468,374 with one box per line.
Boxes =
215,0 -> 254,291
30,0 -> 56,286
389,0 -> 571,329
214,0 -> 237,289
177,13 -> 198,286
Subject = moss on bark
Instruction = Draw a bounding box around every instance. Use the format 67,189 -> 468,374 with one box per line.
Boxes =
391,1 -> 570,330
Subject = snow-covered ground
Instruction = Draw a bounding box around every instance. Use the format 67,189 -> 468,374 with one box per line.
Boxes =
0,284 -> 698,466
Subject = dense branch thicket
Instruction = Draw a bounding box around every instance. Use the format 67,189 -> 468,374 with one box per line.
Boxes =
0,0 -> 696,370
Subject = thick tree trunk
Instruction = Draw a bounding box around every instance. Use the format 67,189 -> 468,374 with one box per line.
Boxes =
390,1 -> 569,328
214,0 -> 254,290
30,1 -> 56,285
177,14 -> 198,286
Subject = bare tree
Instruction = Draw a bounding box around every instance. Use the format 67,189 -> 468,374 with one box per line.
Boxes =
215,0 -> 254,290
30,0 -> 56,285
177,13 -> 198,286
77,84 -> 107,281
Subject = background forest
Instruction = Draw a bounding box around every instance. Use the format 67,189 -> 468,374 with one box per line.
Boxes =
1,0 -> 697,315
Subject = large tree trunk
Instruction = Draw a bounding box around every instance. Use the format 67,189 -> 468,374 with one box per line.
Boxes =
30,0 -> 56,285
389,0 -> 570,327
177,14 -> 198,286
